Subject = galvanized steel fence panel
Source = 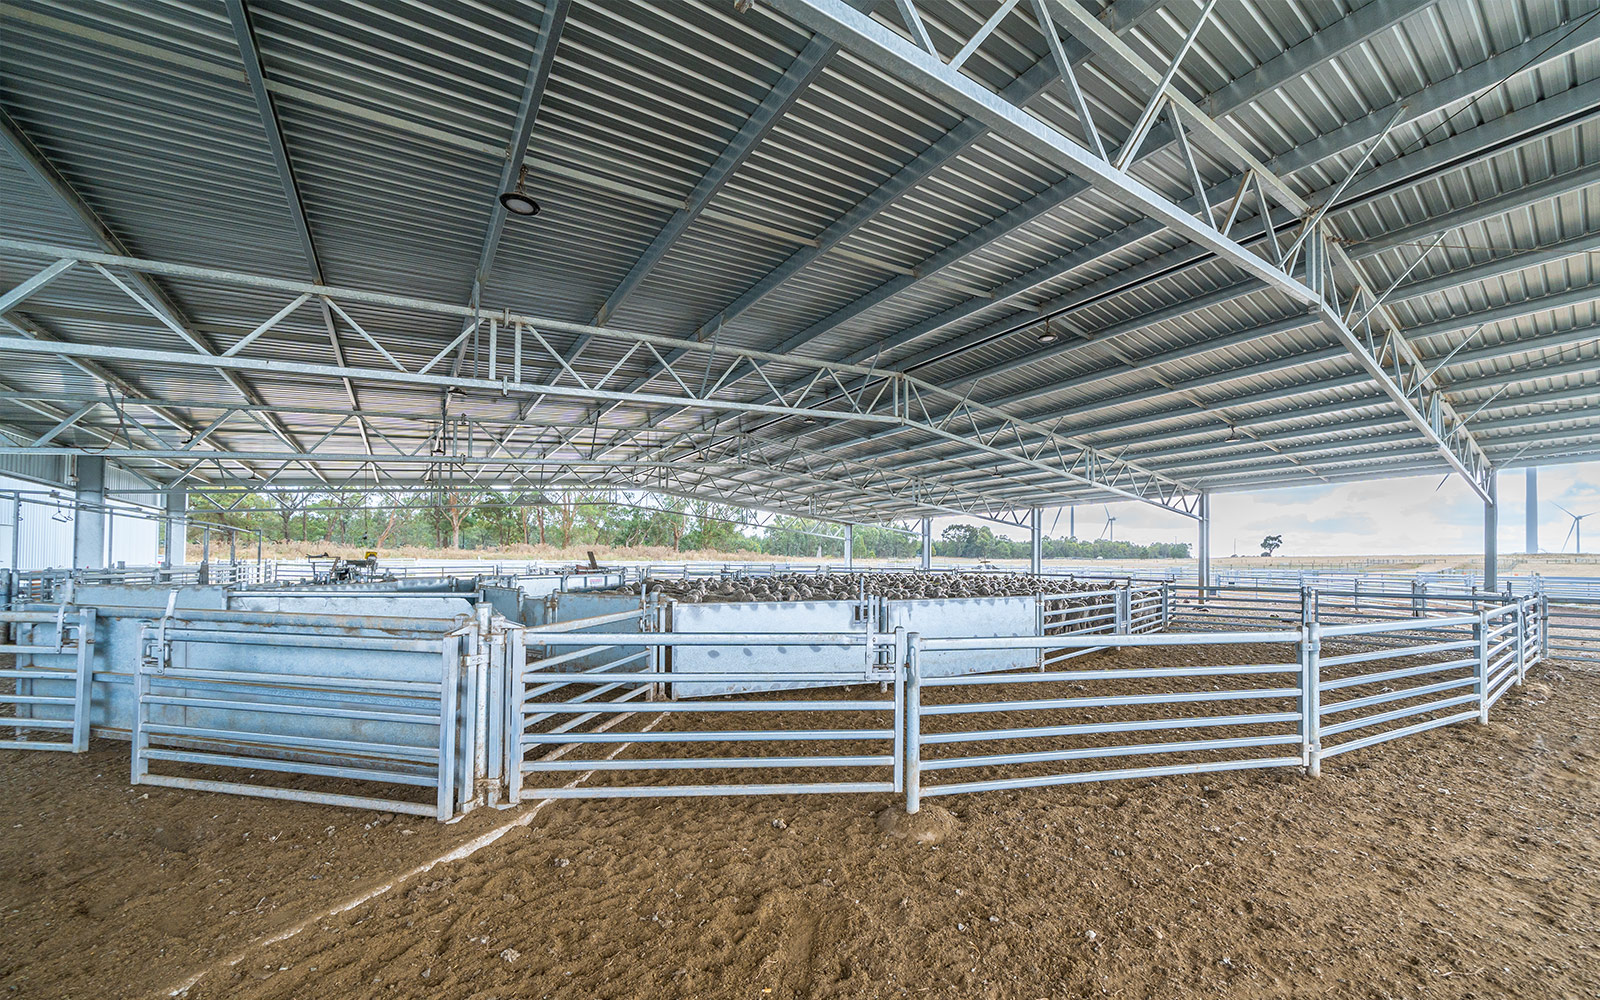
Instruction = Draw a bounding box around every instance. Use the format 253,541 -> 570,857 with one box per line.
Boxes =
131,614 -> 464,819
0,608 -> 95,751
511,628 -> 903,801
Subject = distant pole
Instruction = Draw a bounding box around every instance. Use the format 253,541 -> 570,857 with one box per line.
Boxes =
1525,468 -> 1537,554
1484,471 -> 1499,591
1068,507 -> 1075,540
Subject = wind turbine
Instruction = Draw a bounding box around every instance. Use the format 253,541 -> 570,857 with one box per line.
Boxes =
1555,503 -> 1595,554
1098,505 -> 1117,542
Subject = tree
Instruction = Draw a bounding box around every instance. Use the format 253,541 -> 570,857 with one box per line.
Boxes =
1260,534 -> 1283,557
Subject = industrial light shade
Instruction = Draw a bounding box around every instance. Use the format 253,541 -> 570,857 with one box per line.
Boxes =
1037,318 -> 1058,345
499,165 -> 539,217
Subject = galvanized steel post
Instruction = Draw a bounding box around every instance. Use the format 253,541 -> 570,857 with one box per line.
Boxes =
844,524 -> 854,571
1525,468 -> 1538,554
72,607 -> 95,752
891,625 -> 906,794
1515,597 -> 1526,683
920,517 -> 931,571
71,456 -> 106,570
903,632 -> 921,815
438,634 -> 461,821
159,488 -> 187,570
1539,592 -> 1549,660
1298,621 -> 1321,777
1475,609 -> 1491,724
473,602 -> 493,807
1483,470 -> 1499,591
1197,491 -> 1211,599
1029,507 -> 1042,575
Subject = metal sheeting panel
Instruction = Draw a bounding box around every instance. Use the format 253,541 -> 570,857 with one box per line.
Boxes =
669,599 -> 868,697
229,595 -> 474,620
886,596 -> 1040,677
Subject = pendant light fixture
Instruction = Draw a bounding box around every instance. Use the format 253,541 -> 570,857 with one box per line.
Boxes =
499,164 -> 540,217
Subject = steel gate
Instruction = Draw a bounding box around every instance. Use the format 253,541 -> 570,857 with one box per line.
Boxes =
509,620 -> 903,801
0,608 -> 96,751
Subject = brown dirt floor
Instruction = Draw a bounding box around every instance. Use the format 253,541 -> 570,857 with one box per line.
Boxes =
1,650 -> 1596,1000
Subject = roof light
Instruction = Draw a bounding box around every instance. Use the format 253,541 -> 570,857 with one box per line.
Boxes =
1036,318 -> 1058,345
499,165 -> 540,217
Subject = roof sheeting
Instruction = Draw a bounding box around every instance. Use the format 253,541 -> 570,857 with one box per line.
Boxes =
1,0 -> 1597,523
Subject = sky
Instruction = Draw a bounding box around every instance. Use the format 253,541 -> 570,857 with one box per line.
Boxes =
931,460 -> 1600,557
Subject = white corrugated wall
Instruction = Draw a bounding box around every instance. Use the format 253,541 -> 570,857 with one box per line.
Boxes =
0,471 -> 163,570
0,481 -> 75,571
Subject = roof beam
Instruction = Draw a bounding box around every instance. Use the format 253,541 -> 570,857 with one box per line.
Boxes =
467,0 -> 569,305
224,0 -> 371,458
0,104 -> 316,481
590,26 -> 843,327
781,0 -> 1412,360
442,0 -> 568,430
758,0 -> 1492,500
691,7 -> 1596,459
1349,162 -> 1600,262
579,4 -> 1108,404
1275,10 -> 1600,179
0,241 -> 1204,516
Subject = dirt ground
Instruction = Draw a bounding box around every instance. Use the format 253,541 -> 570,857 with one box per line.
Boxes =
1,645 -> 1595,1000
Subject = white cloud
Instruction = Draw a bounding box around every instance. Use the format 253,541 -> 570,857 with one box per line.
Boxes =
930,460 -> 1600,556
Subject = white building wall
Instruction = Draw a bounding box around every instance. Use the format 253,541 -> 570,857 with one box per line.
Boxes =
0,470 -> 164,570
107,505 -> 161,567
0,482 -> 75,571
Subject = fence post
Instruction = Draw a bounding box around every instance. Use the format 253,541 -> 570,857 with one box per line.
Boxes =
1115,586 -> 1131,633
891,626 -> 906,794
1538,593 -> 1549,661
904,632 -> 922,816
1475,609 -> 1490,724
503,625 -> 524,806
1160,581 -> 1171,630
1034,594 -> 1045,669
1298,622 -> 1321,777
438,634 -> 461,821
72,607 -> 96,752
1515,598 -> 1526,683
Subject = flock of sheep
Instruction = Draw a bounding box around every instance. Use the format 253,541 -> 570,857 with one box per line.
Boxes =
596,571 -> 1112,605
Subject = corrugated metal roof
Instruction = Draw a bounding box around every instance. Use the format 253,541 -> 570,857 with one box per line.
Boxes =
1,0 -> 1597,522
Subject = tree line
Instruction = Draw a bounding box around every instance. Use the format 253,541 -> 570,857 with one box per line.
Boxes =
186,489 -> 1190,560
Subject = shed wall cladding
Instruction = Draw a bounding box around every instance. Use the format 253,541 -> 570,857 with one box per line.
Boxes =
106,505 -> 159,567
104,465 -> 162,568
0,475 -> 73,571
0,472 -> 162,570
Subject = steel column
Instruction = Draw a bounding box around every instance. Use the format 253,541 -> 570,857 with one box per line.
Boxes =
1197,492 -> 1212,597
1484,471 -> 1498,591
1029,507 -> 1042,575
920,517 -> 932,571
1525,468 -> 1538,554
844,524 -> 854,571
72,456 -> 105,570
164,488 -> 188,568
